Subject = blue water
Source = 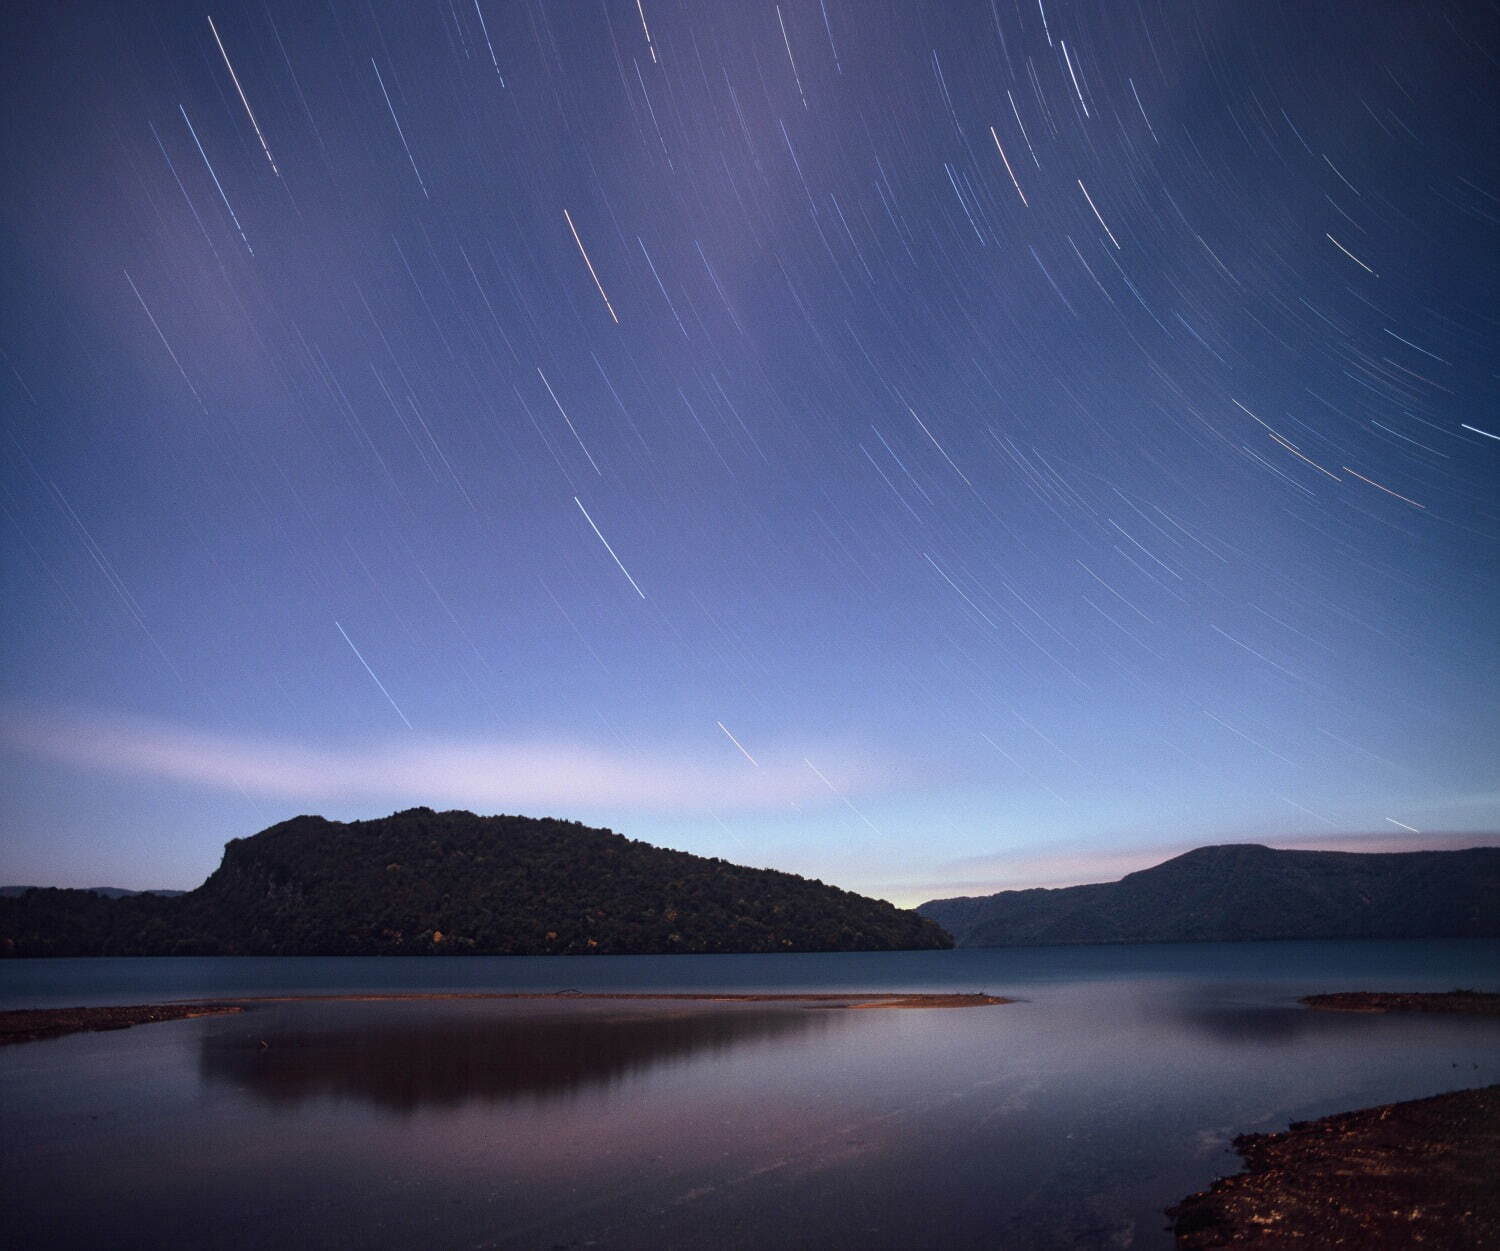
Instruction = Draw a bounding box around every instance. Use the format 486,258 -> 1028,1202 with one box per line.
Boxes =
3,941 -> 1497,1249
4,938 -> 1496,1008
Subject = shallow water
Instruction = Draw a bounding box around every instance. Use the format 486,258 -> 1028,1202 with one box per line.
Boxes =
3,942 -> 1497,1248
4,938 -> 1497,1009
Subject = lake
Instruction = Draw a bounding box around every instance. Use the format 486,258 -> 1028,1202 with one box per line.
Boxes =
3,941 -> 1497,1248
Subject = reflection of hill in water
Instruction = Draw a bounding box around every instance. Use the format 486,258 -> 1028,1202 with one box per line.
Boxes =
1156,986 -> 1496,1048
199,1003 -> 835,1113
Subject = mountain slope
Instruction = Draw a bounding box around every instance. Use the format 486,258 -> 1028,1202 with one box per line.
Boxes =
0,808 -> 951,957
918,844 -> 1500,947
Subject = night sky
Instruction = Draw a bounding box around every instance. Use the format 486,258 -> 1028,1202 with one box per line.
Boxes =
2,1 -> 1496,904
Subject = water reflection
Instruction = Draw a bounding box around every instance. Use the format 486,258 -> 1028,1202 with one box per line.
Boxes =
1148,983 -> 1498,1048
9,947 -> 1498,1251
1150,986 -> 1365,1046
198,1000 -> 837,1113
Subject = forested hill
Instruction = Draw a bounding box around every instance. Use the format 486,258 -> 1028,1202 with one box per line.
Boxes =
0,886 -> 185,899
918,843 -> 1500,947
0,808 -> 951,957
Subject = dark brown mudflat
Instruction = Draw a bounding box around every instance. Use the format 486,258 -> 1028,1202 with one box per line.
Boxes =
1302,990 -> 1500,1015
0,1002 -> 245,1046
1169,1085 -> 1500,1249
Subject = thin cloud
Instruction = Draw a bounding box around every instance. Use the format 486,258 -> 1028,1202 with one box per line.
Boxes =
3,707 -> 877,816
903,829 -> 1500,902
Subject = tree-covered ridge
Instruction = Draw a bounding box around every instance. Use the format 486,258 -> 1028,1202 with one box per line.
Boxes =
918,843 -> 1500,947
0,808 -> 952,957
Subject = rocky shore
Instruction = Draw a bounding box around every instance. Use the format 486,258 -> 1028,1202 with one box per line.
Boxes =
1169,1084 -> 1499,1248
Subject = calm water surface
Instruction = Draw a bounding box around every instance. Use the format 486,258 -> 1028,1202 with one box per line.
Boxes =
3,941 -> 1497,1249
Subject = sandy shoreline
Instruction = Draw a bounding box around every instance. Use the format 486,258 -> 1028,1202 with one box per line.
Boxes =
0,991 -> 1010,1045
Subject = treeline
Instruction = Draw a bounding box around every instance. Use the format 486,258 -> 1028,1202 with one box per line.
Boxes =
0,808 -> 952,957
0,888 -> 207,958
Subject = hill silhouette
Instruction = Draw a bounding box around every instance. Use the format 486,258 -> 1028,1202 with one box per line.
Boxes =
918,843 -> 1500,947
0,808 -> 950,957
0,886 -> 185,899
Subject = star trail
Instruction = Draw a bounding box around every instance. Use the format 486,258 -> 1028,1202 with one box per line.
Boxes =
1,1 -> 1495,902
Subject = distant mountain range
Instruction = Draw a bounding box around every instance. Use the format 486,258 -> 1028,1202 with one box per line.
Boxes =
0,886 -> 186,899
0,808 -> 950,957
918,844 -> 1500,946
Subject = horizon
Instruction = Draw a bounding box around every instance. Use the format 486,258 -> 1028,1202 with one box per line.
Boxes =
3,1 -> 1497,906
5,807 -> 1496,910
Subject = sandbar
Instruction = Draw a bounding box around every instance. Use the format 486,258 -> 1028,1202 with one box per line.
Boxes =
1301,989 -> 1500,1015
0,1002 -> 245,1045
219,991 -> 1011,1009
0,991 -> 1010,1045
